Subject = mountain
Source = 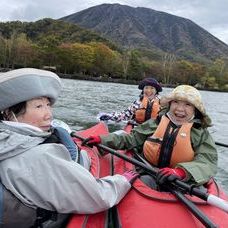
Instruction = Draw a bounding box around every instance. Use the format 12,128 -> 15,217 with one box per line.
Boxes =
0,18 -> 116,49
61,3 -> 228,61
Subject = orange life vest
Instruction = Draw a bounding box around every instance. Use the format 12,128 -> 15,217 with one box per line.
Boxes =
135,97 -> 160,123
143,115 -> 194,168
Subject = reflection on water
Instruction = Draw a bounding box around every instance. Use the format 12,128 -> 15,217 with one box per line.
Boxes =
54,79 -> 228,193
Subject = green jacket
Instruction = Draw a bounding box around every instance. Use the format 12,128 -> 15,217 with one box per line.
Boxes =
101,118 -> 218,185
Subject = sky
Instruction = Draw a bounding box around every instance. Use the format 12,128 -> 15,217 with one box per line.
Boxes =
1,0 -> 228,45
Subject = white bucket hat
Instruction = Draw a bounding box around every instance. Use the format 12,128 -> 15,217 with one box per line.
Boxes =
161,85 -> 206,116
160,85 -> 212,127
0,68 -> 62,111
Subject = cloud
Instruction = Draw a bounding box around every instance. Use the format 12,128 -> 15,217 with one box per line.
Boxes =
0,0 -> 228,44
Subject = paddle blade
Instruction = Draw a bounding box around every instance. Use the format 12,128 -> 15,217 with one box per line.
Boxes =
207,194 -> 228,213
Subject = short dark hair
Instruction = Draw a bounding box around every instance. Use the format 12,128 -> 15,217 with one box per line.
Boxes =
0,101 -> 26,120
195,108 -> 203,120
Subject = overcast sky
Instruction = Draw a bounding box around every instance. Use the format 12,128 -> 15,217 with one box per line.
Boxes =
1,0 -> 228,45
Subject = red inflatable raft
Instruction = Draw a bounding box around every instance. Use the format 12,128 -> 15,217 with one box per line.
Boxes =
67,122 -> 228,228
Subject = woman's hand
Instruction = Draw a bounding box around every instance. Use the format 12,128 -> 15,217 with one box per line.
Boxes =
156,167 -> 186,185
82,135 -> 101,147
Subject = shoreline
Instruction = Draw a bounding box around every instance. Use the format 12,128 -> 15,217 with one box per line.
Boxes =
58,73 -> 228,93
0,70 -> 227,92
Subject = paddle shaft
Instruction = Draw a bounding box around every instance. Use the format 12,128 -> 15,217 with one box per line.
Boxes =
215,141 -> 228,148
98,143 -> 208,197
134,151 -> 217,228
73,133 -> 228,213
171,189 -> 217,228
52,119 -> 228,215
76,134 -> 217,227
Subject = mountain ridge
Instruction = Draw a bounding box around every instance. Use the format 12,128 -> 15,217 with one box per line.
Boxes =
61,3 -> 228,61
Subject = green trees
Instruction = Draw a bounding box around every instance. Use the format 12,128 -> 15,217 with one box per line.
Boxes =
126,50 -> 144,80
56,42 -> 120,76
209,59 -> 228,89
161,53 -> 176,84
90,42 -> 119,77
0,35 -> 7,67
0,19 -> 227,91
0,32 -> 36,68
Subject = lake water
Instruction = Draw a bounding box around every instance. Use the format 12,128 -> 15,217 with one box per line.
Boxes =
54,78 -> 228,193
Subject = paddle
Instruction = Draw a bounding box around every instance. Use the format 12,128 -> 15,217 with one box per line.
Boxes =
215,141 -> 228,148
51,119 -> 228,213
75,134 -> 219,227
133,151 -> 218,227
71,133 -> 228,214
170,188 -> 217,228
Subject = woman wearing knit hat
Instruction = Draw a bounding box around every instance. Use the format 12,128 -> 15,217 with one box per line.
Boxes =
84,85 -> 217,188
98,77 -> 162,124
0,68 -> 138,227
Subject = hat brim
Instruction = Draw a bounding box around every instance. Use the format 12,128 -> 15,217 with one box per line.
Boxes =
0,68 -> 62,111
160,94 -> 206,116
138,81 -> 162,92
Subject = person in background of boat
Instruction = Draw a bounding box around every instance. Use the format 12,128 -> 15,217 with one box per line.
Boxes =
0,68 -> 138,227
83,85 -> 217,187
99,77 -> 162,124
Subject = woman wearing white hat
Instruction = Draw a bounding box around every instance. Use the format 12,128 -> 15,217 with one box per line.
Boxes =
0,68 -> 138,227
84,85 -> 217,187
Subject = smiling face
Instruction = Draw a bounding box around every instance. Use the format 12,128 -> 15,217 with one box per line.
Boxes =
143,85 -> 157,97
16,97 -> 53,131
169,100 -> 195,125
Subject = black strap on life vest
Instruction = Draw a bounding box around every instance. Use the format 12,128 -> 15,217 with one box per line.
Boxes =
145,100 -> 154,121
42,130 -> 60,144
32,131 -> 64,227
157,121 -> 180,168
31,208 -> 58,228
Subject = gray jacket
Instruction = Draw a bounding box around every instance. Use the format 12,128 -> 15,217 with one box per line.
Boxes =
0,122 -> 130,214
